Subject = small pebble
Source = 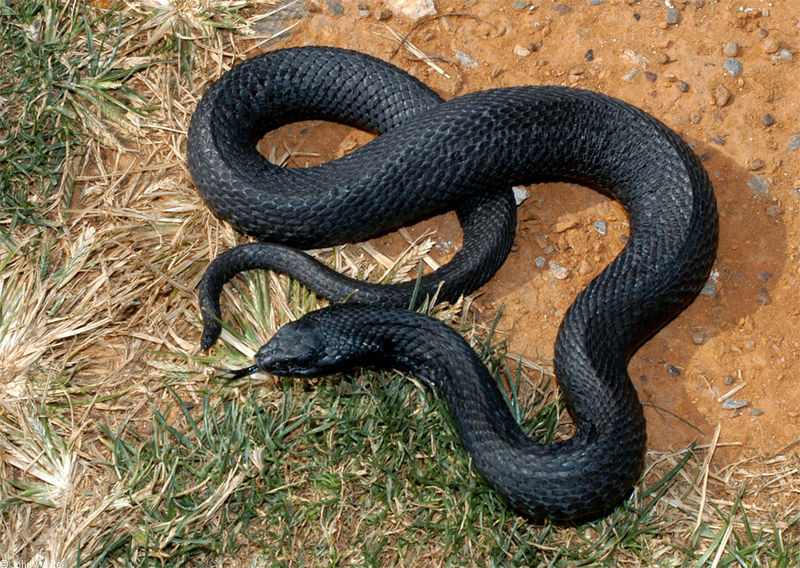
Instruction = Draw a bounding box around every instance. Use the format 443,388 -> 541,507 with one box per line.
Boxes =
549,262 -> 569,280
639,374 -> 648,383
722,41 -> 739,57
376,8 -> 391,19
724,375 -> 735,385
622,68 -> 639,82
723,58 -> 743,76
534,256 -> 546,268
700,280 -> 717,295
679,81 -> 690,92
589,0 -> 605,5
326,0 -> 344,15
644,71 -> 657,82
667,365 -> 681,376
756,287 -> 772,305
773,49 -> 793,62
665,8 -> 679,24
657,52 -> 671,65
512,0 -> 528,9
513,44 -> 531,57
455,50 -> 478,68
552,3 -> 573,15
386,0 -> 434,19
633,12 -> 641,21
512,185 -> 529,205
712,85 -> 731,106
593,220 -> 607,235
787,134 -> 800,151
584,49 -> 594,62
762,37 -> 780,54
710,135 -> 726,146
722,398 -> 747,410
691,333 -> 706,345
757,271 -> 772,282
750,408 -> 764,416
747,158 -> 765,171
747,175 -> 769,194
762,113 -> 775,126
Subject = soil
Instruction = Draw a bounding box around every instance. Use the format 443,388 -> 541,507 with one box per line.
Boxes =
254,0 -> 800,463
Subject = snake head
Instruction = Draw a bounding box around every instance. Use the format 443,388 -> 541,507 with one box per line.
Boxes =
254,311 -> 374,377
230,306 -> 391,379
252,317 -> 330,377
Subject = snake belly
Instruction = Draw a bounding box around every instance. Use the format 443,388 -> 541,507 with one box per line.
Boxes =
187,46 -> 718,520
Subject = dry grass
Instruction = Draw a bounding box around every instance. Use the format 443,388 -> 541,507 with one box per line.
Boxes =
1,1 -> 799,566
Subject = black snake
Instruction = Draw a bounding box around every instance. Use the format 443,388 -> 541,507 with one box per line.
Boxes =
187,46 -> 718,521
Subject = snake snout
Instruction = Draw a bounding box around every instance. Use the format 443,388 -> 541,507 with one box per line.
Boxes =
254,320 -> 327,376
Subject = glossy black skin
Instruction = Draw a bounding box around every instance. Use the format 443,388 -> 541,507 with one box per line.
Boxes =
190,47 -> 719,520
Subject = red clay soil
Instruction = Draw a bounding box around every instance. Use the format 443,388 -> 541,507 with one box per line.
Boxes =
258,0 -> 800,464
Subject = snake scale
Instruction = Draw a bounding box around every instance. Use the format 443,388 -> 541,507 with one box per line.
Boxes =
187,46 -> 718,521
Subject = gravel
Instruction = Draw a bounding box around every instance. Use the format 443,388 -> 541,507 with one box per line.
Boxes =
773,48 -> 793,62
722,41 -> 739,56
593,220 -> 607,235
722,398 -> 748,410
747,175 -> 769,194
622,69 -> 639,82
512,185 -> 529,205
723,58 -> 743,75
549,262 -> 569,280
712,85 -> 731,106
455,50 -> 478,68
665,8 -> 679,24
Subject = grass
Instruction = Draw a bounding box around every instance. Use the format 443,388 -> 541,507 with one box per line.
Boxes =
1,1 -> 799,566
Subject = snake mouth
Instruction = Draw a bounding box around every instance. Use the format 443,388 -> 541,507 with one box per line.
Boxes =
219,364 -> 260,380
251,319 -> 329,377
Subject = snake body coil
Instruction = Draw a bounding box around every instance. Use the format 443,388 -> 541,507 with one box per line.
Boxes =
188,47 -> 718,520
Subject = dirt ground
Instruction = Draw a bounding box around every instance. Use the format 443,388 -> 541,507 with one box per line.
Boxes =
261,0 -> 800,465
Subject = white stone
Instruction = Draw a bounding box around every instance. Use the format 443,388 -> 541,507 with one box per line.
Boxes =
386,0 -> 436,20
513,44 -> 531,57
512,185 -> 529,205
